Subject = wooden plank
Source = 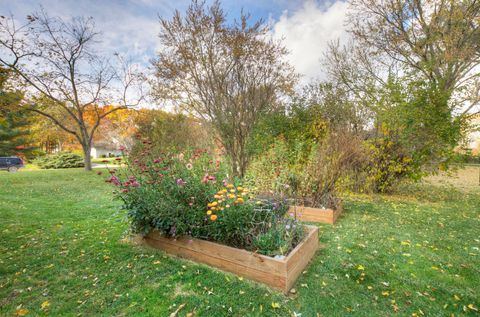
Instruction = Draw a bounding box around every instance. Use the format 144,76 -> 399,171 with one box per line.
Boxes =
140,225 -> 319,293
143,236 -> 287,290
146,231 -> 285,275
289,205 -> 342,224
284,226 -> 319,292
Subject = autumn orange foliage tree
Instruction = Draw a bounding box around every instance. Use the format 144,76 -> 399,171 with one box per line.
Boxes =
0,10 -> 145,170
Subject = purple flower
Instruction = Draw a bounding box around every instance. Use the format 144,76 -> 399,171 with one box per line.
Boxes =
176,178 -> 187,186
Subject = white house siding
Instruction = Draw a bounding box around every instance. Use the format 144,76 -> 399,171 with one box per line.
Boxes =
91,147 -> 122,158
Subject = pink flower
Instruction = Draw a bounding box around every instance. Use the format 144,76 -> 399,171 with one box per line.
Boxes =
207,175 -> 217,183
202,174 -> 217,184
118,146 -> 126,151
153,159 -> 161,163
131,181 -> 140,187
121,188 -> 129,193
202,175 -> 209,184
109,175 -> 120,185
176,178 -> 187,186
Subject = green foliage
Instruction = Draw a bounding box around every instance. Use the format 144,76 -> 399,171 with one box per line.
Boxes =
0,67 -> 33,157
34,152 -> 85,169
131,110 -> 212,157
365,78 -> 465,192
246,137 -> 294,194
110,143 -> 304,256
364,137 -> 419,193
2,169 -> 480,316
248,102 -> 328,162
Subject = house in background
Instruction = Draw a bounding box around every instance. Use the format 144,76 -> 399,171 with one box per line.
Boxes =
91,142 -> 122,158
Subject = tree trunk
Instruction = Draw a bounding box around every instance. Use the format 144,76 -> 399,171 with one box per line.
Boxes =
82,144 -> 92,171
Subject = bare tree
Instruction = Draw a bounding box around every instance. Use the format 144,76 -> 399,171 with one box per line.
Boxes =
152,0 -> 296,177
0,10 -> 145,170
347,0 -> 480,114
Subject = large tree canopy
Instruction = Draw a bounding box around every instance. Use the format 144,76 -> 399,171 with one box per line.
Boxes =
0,10 -> 145,170
346,0 -> 480,114
152,0 -> 297,177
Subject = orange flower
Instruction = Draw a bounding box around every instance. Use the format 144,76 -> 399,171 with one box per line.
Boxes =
210,214 -> 217,221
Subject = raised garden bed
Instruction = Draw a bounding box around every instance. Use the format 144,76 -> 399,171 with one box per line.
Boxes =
288,204 -> 342,224
140,225 -> 319,294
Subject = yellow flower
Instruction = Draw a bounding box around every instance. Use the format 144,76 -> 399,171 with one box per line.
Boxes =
211,201 -> 218,207
210,214 -> 217,221
228,194 -> 236,199
210,207 -> 216,211
226,184 -> 234,189
207,210 -> 212,215
237,186 -> 244,191
225,204 -> 230,208
214,194 -> 222,199
256,201 -> 262,205
236,197 -> 244,203
229,189 -> 236,193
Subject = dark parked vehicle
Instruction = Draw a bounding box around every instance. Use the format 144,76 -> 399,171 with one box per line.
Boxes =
0,156 -> 24,172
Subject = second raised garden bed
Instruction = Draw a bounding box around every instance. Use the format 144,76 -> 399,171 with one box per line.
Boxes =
141,225 -> 319,294
288,204 -> 343,224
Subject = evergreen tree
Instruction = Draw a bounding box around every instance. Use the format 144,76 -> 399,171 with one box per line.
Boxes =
0,67 -> 32,156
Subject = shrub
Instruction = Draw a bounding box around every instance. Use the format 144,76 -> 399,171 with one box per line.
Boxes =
108,143 -> 304,257
364,137 -> 420,193
291,131 -> 366,209
246,137 -> 294,195
248,132 -> 365,209
34,152 -> 84,169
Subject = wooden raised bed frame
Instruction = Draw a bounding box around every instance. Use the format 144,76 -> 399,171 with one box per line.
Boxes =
141,225 -> 319,294
288,204 -> 342,224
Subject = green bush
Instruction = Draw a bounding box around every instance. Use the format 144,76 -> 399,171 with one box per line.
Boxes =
107,143 -> 304,257
34,152 -> 84,169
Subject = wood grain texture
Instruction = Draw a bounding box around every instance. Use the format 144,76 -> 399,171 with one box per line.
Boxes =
289,204 -> 343,224
141,225 -> 319,293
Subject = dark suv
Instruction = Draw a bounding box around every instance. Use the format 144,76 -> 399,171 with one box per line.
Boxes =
0,156 -> 24,172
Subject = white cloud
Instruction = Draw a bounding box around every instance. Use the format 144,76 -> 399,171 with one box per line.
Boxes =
272,0 -> 349,83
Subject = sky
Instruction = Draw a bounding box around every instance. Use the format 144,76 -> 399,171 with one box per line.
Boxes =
0,0 -> 349,83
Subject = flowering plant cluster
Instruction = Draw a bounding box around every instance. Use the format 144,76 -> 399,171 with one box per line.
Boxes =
105,137 -> 305,256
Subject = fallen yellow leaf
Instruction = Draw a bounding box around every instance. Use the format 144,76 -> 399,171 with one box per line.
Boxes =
16,308 -> 29,316
41,300 -> 50,310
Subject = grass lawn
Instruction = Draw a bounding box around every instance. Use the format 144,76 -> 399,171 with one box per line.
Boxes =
1,169 -> 479,316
